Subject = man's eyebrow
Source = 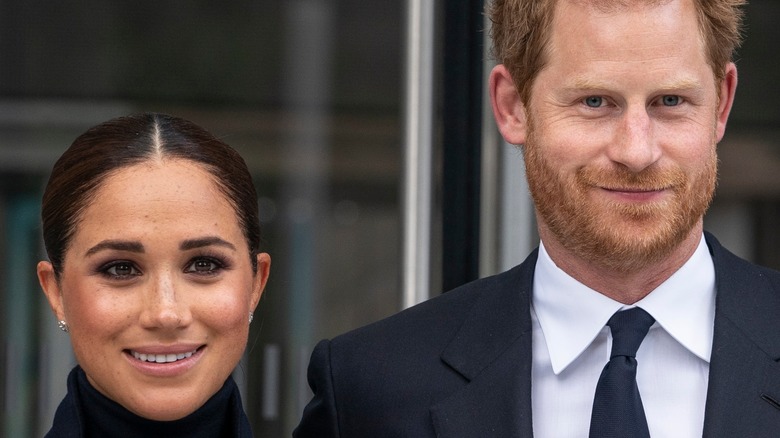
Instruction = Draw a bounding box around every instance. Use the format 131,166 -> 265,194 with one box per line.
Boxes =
180,236 -> 237,251
655,78 -> 704,91
565,77 -> 612,91
566,77 -> 703,92
85,240 -> 144,257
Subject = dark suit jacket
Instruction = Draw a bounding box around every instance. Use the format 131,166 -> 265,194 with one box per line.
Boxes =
294,233 -> 780,437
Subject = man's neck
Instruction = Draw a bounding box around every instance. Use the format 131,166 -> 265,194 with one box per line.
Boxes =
539,225 -> 703,304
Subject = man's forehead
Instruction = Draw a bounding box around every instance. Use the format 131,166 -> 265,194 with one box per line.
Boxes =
565,0 -> 674,13
540,0 -> 712,90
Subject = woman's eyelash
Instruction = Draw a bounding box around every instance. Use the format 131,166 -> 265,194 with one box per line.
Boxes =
98,260 -> 141,279
94,254 -> 232,279
184,255 -> 230,275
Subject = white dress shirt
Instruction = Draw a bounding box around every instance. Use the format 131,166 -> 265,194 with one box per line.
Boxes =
531,235 -> 716,437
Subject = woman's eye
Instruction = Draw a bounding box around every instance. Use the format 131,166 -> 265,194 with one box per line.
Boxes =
661,95 -> 681,106
103,262 -> 140,279
185,258 -> 223,274
584,96 -> 604,108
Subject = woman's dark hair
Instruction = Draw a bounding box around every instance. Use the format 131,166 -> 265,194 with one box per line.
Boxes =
41,112 -> 261,276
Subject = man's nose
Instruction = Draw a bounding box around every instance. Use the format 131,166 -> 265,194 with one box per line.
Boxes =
606,105 -> 662,173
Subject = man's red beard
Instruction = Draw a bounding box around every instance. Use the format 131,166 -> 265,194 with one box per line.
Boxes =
523,129 -> 717,273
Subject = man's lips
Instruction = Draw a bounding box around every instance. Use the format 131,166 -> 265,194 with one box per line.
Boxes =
601,184 -> 669,193
601,186 -> 668,201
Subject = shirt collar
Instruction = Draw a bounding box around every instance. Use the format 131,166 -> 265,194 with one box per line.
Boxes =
532,235 -> 716,375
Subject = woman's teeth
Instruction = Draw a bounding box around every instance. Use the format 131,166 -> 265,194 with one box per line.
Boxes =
131,350 -> 196,363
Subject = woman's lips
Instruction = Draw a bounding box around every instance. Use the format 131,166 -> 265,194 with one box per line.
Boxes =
131,349 -> 198,363
124,345 -> 205,376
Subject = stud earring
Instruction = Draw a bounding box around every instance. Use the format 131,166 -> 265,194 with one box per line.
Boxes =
249,312 -> 254,324
57,320 -> 69,333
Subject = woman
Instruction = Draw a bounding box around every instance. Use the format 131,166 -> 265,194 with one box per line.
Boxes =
37,113 -> 270,436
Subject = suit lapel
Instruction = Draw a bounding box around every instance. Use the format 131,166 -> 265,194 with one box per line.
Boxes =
425,233 -> 780,438
430,251 -> 537,438
703,233 -> 780,437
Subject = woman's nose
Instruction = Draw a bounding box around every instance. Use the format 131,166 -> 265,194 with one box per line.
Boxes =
139,272 -> 192,330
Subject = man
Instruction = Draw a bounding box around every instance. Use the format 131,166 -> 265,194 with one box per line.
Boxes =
295,0 -> 780,436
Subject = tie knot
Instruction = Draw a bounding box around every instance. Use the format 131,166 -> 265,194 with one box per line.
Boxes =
607,308 -> 655,358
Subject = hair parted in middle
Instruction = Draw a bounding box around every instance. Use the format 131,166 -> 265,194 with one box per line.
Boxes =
40,112 -> 262,277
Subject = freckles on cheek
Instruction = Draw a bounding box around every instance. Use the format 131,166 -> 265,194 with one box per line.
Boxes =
203,296 -> 247,329
72,293 -> 133,334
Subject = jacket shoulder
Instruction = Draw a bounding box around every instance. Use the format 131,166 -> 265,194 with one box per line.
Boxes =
331,262 -> 531,351
706,231 -> 780,284
297,260 -> 535,437
707,231 -> 780,357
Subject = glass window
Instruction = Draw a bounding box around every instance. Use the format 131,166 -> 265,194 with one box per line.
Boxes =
0,1 -> 402,435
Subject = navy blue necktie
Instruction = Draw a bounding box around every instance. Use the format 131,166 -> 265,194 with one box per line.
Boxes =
589,307 -> 655,438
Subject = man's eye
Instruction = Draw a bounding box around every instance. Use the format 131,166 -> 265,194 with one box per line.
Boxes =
584,96 -> 604,108
661,95 -> 681,106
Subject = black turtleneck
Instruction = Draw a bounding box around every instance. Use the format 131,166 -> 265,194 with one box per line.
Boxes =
45,366 -> 253,437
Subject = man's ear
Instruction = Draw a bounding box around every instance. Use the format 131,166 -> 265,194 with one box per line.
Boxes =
489,64 -> 529,145
715,62 -> 738,143
38,261 -> 66,322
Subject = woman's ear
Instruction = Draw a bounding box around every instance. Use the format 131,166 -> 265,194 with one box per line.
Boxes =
251,253 -> 271,311
489,64 -> 529,146
38,261 -> 66,321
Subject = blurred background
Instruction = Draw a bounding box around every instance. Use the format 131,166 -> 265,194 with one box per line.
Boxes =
0,1 -> 777,436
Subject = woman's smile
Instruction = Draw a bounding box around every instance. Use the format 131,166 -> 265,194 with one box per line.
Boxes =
124,345 -> 206,378
128,346 -> 202,363
43,159 -> 267,420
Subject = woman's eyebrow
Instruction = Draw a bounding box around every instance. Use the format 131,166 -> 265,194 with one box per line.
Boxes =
180,236 -> 236,251
85,240 -> 144,257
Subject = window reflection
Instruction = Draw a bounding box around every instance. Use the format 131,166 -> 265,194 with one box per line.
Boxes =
0,1 -> 401,435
